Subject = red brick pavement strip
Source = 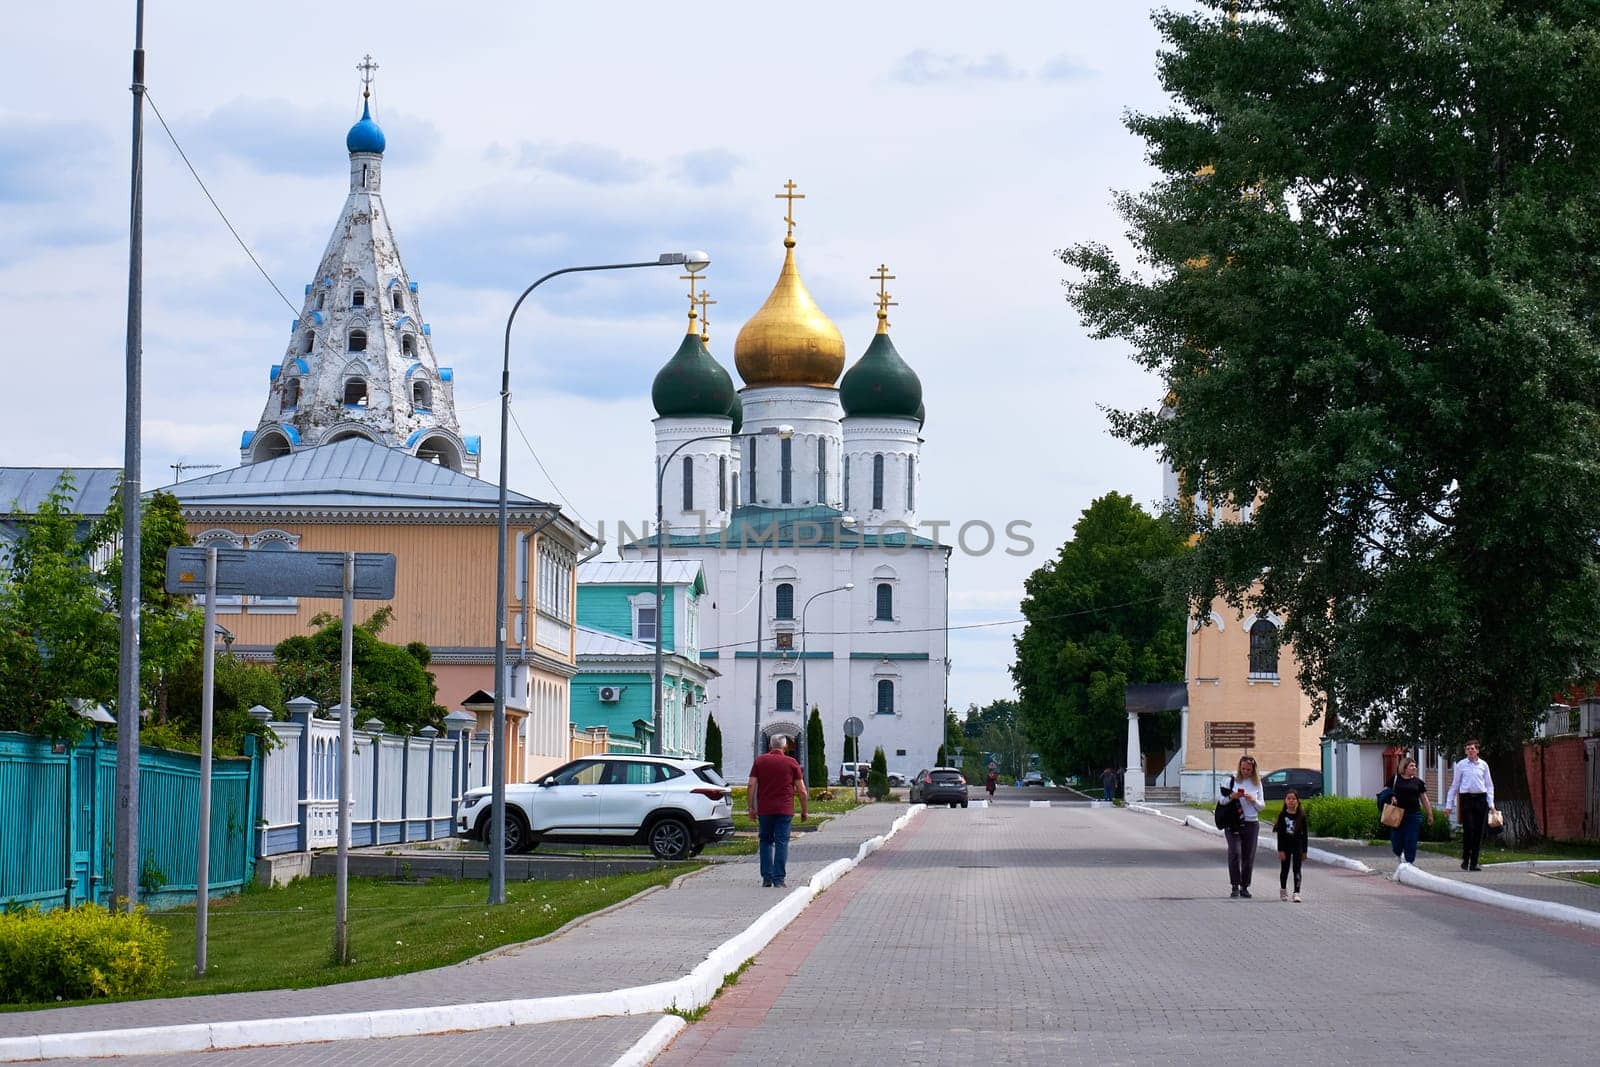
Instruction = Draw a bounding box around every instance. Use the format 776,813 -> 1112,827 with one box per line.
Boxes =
656,814 -> 928,1065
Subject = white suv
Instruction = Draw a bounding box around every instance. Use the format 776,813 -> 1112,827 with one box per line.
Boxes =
456,755 -> 734,860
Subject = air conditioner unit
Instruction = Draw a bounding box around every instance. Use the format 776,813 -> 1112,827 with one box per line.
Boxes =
598,686 -> 622,703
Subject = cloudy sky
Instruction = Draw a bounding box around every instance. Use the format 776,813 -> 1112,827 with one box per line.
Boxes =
0,1 -> 1179,713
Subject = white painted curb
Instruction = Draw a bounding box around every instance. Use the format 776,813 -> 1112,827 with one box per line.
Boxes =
1028,800 -> 1051,808
0,806 -> 927,1064
610,1015 -> 685,1067
1482,859 -> 1600,871
1393,862 -> 1600,931
1126,804 -> 1375,874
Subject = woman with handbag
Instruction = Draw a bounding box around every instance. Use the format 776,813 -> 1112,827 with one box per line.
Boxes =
1224,756 -> 1265,898
1386,757 -> 1434,865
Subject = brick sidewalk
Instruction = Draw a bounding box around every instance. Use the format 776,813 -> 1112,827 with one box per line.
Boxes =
0,803 -> 908,1042
658,804 -> 1600,1065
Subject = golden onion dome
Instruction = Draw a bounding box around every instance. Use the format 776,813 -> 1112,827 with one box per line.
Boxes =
734,183 -> 846,388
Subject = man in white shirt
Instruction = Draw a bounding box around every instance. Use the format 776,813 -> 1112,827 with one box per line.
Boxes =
1445,739 -> 1495,872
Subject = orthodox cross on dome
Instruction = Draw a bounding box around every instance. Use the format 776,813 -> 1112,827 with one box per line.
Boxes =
357,54 -> 379,100
871,263 -> 897,330
679,266 -> 705,330
775,179 -> 805,246
695,289 -> 716,342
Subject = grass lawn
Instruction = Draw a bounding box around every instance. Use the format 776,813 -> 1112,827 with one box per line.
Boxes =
1414,839 -> 1600,863
1570,873 -> 1600,887
728,787 -> 861,816
113,868 -> 684,1004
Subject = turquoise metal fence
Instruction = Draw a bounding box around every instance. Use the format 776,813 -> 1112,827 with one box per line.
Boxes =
0,731 -> 259,912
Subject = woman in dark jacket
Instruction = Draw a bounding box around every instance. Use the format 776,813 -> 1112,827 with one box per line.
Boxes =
1273,790 -> 1310,902
1388,756 -> 1435,865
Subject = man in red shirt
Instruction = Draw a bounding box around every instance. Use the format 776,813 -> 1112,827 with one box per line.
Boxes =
748,736 -> 809,887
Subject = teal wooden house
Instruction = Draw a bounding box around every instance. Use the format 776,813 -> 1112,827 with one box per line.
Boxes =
574,560 -> 716,759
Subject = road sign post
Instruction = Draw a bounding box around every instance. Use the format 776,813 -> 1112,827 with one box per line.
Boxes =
843,716 -> 864,800
1203,721 -> 1257,800
167,547 -> 395,966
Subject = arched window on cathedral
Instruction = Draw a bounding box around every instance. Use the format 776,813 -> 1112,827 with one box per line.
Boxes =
1249,619 -> 1280,678
352,289 -> 366,308
392,290 -> 404,312
876,679 -> 895,715
875,582 -> 893,621
281,377 -> 300,410
776,679 -> 794,711
732,471 -> 740,508
718,455 -> 727,511
816,439 -> 826,503
401,333 -> 416,357
907,455 -> 916,511
302,330 -> 315,354
348,328 -> 367,353
316,292 -> 325,311
774,582 -> 795,620
844,456 -> 851,513
343,376 -> 368,407
412,379 -> 432,410
682,456 -> 694,511
780,437 -> 793,504
872,454 -> 885,510
748,438 -> 758,503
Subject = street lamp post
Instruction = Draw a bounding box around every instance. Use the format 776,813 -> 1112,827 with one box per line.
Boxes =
799,581 -> 853,787
491,250 -> 708,906
652,426 -> 790,757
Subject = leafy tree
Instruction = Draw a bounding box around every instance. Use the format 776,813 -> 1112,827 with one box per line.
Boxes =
705,713 -> 722,773
1064,1 -> 1600,834
0,475 -> 119,739
273,607 -> 444,733
936,743 -> 947,767
1011,495 -> 1187,781
866,745 -> 890,801
805,706 -> 826,788
163,652 -> 284,756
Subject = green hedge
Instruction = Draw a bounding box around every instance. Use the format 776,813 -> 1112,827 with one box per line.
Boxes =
1303,797 -> 1452,842
0,903 -> 171,1004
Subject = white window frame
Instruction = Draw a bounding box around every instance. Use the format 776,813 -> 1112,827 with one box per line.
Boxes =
630,591 -> 659,643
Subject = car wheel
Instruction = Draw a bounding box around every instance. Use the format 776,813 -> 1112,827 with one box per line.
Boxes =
648,817 -> 693,860
503,811 -> 532,855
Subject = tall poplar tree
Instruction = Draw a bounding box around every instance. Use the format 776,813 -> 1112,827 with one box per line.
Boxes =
1063,2 -> 1600,828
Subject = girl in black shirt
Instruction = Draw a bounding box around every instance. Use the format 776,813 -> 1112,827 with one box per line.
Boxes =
1274,790 -> 1310,902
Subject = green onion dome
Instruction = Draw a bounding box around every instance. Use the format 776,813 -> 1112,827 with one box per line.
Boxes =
839,324 -> 922,418
652,326 -> 737,418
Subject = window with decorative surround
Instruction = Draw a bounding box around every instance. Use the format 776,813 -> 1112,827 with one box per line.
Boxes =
537,541 -> 575,623
248,529 -> 302,612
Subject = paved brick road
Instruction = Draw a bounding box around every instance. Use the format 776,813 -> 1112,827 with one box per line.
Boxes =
659,804 -> 1600,1065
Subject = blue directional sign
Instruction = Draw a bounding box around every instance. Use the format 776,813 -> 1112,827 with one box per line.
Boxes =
165,547 -> 396,600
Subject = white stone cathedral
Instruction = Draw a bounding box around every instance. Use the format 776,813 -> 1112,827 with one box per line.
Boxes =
621,193 -> 951,783
242,67 -> 477,474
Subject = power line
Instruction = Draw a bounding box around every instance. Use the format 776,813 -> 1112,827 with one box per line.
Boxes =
144,90 -> 301,318
508,406 -> 590,528
699,593 -> 1172,653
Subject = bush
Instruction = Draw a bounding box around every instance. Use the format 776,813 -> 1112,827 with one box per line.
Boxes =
867,746 -> 890,800
705,715 -> 722,774
1300,797 -> 1454,842
0,903 -> 171,1004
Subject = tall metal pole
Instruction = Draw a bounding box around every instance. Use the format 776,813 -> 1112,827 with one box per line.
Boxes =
653,458 -> 666,756
494,255 -> 696,905
334,553 -> 354,964
195,547 -> 217,974
799,583 -> 851,788
750,545 -> 766,767
114,0 -> 147,913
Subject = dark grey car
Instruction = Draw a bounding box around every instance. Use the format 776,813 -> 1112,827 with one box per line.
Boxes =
1262,767 -> 1323,800
909,767 -> 969,808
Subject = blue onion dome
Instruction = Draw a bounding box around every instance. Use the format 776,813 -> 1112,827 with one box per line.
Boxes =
728,391 -> 744,434
346,99 -> 386,155
840,326 -> 922,418
653,328 -> 737,418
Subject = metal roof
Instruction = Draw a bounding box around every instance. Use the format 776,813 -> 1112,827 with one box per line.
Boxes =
0,467 -> 122,517
578,559 -> 705,589
158,439 -> 550,511
575,625 -> 657,657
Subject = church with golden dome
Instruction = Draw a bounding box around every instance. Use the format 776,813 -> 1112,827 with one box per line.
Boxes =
620,182 -> 951,784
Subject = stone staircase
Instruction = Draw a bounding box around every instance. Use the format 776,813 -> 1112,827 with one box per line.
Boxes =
1142,786 -> 1181,804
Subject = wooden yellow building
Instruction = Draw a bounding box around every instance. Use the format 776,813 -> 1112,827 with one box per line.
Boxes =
165,438 -> 595,781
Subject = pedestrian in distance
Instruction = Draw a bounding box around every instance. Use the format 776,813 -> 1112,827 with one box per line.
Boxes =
1101,767 -> 1117,803
985,767 -> 998,803
1223,755 -> 1265,898
1445,739 -> 1496,871
747,736 -> 808,888
1387,756 -> 1435,866
1273,789 -> 1309,902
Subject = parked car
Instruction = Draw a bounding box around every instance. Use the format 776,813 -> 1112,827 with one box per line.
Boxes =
1019,770 -> 1046,787
1262,767 -> 1324,801
456,755 -> 734,860
839,761 -> 873,786
887,770 -> 911,788
909,767 -> 969,807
